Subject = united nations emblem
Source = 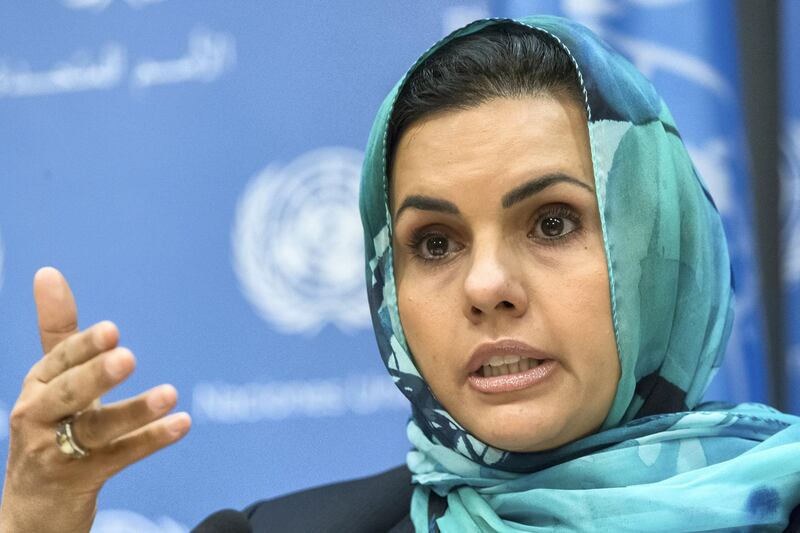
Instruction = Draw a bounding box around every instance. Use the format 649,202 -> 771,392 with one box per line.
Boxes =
232,147 -> 370,334
91,509 -> 186,533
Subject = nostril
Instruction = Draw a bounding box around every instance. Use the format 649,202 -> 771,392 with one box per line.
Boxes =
500,301 -> 514,309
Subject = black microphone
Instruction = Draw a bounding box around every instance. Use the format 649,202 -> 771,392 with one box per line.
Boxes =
191,509 -> 252,533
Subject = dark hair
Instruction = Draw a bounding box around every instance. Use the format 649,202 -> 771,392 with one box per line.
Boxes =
387,22 -> 585,172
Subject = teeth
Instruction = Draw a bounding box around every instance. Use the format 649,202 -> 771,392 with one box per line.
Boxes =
480,357 -> 542,377
488,354 -> 527,366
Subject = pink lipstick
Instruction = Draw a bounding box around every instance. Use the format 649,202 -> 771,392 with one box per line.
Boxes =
466,339 -> 557,394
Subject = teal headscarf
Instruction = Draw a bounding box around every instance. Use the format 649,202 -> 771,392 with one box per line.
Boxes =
359,15 -> 800,531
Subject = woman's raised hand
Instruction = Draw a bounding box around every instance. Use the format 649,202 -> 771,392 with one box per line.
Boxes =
0,267 -> 192,533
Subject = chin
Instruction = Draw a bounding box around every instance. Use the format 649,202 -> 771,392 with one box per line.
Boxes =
486,432 -> 567,453
466,405 -> 572,453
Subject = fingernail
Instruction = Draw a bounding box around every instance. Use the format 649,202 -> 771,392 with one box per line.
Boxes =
95,321 -> 114,349
166,413 -> 190,436
147,386 -> 173,411
147,392 -> 167,411
105,352 -> 129,379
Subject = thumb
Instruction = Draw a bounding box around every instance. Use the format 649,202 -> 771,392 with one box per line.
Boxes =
33,266 -> 79,355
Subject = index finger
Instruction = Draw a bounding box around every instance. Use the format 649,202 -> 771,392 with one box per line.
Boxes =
33,266 -> 79,355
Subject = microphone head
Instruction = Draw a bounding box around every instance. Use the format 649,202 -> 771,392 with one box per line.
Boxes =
192,509 -> 252,533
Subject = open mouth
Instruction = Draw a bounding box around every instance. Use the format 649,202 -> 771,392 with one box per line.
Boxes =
476,355 -> 543,378
466,339 -> 557,393
467,356 -> 557,394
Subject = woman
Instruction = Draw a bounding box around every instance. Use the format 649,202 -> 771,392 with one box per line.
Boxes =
2,15 -> 799,532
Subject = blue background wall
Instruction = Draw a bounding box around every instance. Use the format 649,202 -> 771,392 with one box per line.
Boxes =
782,0 -> 800,414
0,2 -> 791,531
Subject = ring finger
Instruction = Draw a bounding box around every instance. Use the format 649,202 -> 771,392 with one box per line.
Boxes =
68,384 -> 179,451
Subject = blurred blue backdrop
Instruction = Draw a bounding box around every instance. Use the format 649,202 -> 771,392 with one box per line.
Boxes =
782,0 -> 800,414
0,1 -> 791,531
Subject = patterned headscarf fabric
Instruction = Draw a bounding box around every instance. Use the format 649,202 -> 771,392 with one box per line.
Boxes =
359,15 -> 800,531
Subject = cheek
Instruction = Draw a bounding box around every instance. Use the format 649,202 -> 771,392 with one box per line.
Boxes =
396,280 -> 451,370
566,267 -> 611,319
396,274 -> 469,395
537,243 -> 606,307
540,252 -> 618,369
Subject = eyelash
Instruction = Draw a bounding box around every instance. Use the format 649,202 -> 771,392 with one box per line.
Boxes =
406,228 -> 460,265
528,204 -> 583,246
405,204 -> 583,264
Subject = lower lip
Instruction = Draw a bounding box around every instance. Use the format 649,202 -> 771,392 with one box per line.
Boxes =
467,359 -> 558,394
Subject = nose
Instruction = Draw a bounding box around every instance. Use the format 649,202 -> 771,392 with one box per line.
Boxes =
462,239 -> 528,323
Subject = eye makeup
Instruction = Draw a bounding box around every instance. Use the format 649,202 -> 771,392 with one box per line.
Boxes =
402,204 -> 585,268
405,227 -> 464,265
527,203 -> 584,246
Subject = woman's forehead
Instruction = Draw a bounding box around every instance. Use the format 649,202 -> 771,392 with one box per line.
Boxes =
390,95 -> 595,201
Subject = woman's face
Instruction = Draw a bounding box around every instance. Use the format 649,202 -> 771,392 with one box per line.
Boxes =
391,95 -> 620,452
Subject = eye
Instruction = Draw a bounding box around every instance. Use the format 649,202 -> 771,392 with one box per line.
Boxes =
407,230 -> 463,262
425,235 -> 449,257
529,205 -> 581,242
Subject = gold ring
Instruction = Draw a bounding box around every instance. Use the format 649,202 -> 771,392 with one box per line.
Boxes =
55,415 -> 89,459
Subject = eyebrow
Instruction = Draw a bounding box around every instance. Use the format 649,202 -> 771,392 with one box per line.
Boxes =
395,195 -> 460,219
394,172 -> 594,220
501,173 -> 594,208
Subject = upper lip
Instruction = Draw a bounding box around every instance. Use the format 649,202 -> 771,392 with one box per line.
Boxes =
467,339 -> 552,374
